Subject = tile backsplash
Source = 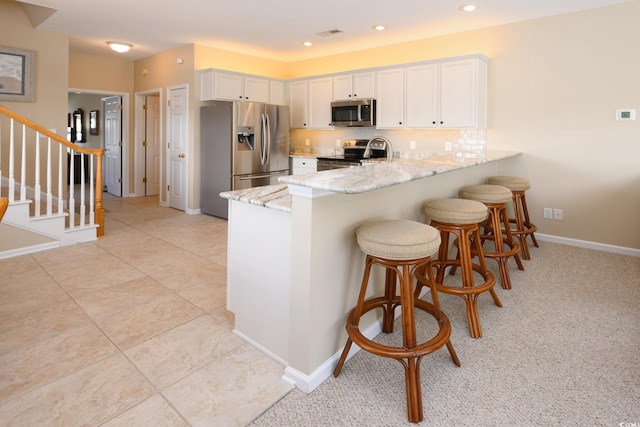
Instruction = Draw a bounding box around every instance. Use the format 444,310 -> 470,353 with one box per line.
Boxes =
289,128 -> 487,158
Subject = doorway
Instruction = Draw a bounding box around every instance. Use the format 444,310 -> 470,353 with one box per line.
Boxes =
134,91 -> 162,197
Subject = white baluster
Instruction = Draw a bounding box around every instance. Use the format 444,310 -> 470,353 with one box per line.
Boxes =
68,149 -> 75,229
46,137 -> 52,215
34,131 -> 41,217
20,124 -> 26,201
89,155 -> 95,225
58,144 -> 63,214
79,153 -> 85,226
8,119 -> 15,202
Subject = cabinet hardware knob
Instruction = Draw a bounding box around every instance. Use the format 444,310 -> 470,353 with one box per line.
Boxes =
178,153 -> 185,158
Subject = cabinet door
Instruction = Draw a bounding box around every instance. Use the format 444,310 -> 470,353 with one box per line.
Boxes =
270,80 -> 286,105
214,72 -> 244,101
200,69 -> 215,101
332,75 -> 353,101
244,76 -> 270,103
288,80 -> 308,129
375,68 -> 404,129
307,77 -> 333,129
439,59 -> 480,128
352,71 -> 375,99
291,157 -> 317,174
405,64 -> 438,128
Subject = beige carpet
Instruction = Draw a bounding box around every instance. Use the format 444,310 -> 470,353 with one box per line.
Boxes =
249,241 -> 640,426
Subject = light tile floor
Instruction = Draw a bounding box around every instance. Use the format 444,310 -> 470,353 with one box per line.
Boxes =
0,195 -> 292,426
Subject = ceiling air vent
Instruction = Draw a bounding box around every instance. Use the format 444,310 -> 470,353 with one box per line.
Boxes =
317,29 -> 343,37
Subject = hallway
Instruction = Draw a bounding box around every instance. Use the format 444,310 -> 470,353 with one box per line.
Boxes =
0,195 -> 292,426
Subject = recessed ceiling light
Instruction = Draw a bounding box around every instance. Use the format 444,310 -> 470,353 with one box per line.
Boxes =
107,41 -> 132,53
372,25 -> 386,31
301,41 -> 314,47
459,4 -> 478,12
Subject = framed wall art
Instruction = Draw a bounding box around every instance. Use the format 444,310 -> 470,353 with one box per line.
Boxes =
89,110 -> 99,135
0,46 -> 35,102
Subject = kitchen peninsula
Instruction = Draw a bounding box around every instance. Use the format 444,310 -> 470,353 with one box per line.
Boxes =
221,150 -> 521,393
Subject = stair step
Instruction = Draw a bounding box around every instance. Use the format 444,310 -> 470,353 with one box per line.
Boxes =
0,223 -> 59,259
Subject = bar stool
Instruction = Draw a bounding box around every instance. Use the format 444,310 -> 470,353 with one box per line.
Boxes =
459,185 -> 524,290
417,198 -> 502,338
487,176 -> 539,260
333,219 -> 460,423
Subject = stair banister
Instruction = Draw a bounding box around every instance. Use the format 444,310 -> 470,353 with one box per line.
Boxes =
0,104 -> 106,237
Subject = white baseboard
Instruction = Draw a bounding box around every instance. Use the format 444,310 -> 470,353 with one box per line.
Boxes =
232,329 -> 288,367
536,233 -> 639,257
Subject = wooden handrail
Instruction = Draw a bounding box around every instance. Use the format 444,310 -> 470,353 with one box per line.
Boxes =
0,104 -> 106,237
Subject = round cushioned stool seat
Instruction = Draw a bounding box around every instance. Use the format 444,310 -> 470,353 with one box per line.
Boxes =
424,198 -> 488,225
356,219 -> 440,260
487,176 -> 531,192
459,184 -> 513,204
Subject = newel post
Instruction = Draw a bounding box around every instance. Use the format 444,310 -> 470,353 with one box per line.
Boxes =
95,150 -> 105,237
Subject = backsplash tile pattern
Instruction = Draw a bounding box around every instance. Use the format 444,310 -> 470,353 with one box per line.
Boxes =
289,128 -> 487,159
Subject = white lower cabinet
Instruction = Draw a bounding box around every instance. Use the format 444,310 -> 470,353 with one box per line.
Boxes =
291,157 -> 317,174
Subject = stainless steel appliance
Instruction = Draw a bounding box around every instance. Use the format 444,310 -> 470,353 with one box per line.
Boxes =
201,101 -> 290,219
331,99 -> 376,127
316,139 -> 387,171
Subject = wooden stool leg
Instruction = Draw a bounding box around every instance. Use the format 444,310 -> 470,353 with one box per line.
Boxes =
488,205 -> 512,290
520,192 -> 539,247
512,192 -> 531,260
382,269 -> 397,333
500,207 -> 524,271
404,356 -> 424,423
334,255 -> 375,378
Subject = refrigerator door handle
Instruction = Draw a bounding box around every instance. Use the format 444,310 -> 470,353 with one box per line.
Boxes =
260,113 -> 267,165
265,113 -> 271,165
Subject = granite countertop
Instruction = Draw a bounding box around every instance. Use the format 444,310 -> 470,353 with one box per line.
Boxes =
221,150 -> 520,213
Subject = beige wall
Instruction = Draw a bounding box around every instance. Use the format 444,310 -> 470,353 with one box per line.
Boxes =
0,1 -> 68,191
0,1 -> 68,138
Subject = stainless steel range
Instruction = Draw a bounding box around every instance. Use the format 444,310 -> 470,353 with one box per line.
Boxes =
316,139 -> 388,171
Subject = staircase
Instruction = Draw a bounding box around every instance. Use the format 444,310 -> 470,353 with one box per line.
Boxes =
0,105 -> 105,258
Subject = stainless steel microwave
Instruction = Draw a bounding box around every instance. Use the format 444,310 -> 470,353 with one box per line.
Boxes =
331,99 -> 376,127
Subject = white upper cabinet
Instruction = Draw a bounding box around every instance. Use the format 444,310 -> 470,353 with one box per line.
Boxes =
405,63 -> 438,128
288,80 -> 308,129
332,71 -> 375,101
438,57 -> 487,128
375,68 -> 405,129
396,55 -> 488,129
307,77 -> 333,129
243,76 -> 270,103
269,80 -> 286,106
200,70 -> 270,104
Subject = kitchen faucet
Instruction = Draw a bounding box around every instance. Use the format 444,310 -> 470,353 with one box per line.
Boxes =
363,136 -> 394,163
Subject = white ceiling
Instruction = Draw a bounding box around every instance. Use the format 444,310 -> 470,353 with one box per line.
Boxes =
15,0 -> 634,62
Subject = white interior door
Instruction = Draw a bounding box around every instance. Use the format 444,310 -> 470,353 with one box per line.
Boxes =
103,96 -> 122,196
167,86 -> 188,211
145,94 -> 160,196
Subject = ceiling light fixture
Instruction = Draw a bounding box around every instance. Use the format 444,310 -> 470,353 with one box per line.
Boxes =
107,41 -> 132,53
301,41 -> 314,47
372,25 -> 386,31
459,4 -> 478,12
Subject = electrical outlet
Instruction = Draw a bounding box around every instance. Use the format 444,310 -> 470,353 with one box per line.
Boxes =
305,139 -> 310,146
543,208 -> 553,219
336,139 -> 341,147
409,141 -> 416,150
553,208 -> 563,220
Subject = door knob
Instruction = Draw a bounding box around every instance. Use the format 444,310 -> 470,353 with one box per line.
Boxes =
178,153 -> 185,158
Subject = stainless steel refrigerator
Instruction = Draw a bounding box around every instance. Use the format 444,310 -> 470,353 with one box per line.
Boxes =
200,101 -> 290,219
